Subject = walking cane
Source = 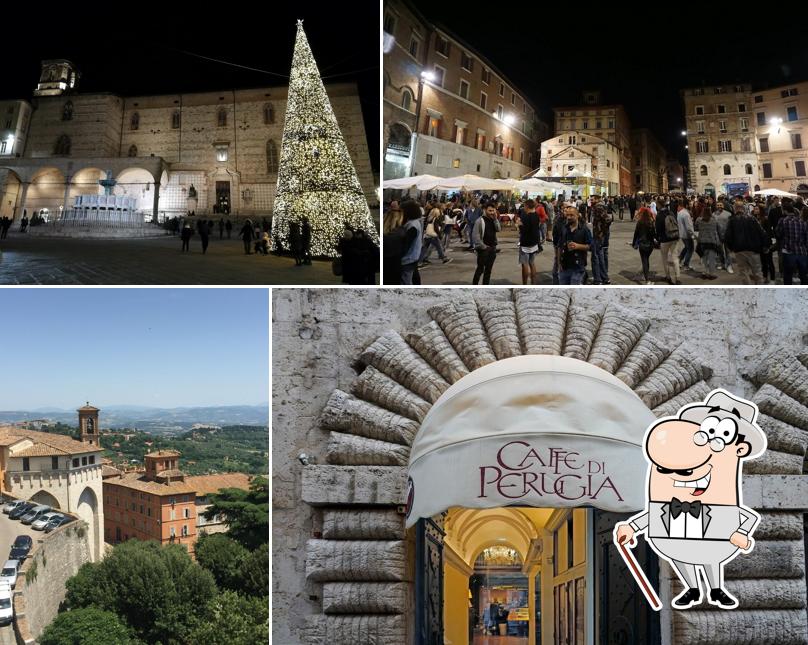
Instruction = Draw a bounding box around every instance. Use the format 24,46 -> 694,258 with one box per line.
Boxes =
615,535 -> 662,611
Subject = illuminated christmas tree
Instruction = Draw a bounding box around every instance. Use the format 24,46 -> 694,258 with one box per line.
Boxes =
272,20 -> 378,257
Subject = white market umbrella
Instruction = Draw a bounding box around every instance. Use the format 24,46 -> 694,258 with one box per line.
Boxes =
533,167 -> 549,178
566,168 -> 584,178
381,175 -> 442,190
753,188 -> 799,198
433,174 -> 510,192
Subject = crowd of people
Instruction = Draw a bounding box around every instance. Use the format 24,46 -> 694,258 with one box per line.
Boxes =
382,191 -> 808,285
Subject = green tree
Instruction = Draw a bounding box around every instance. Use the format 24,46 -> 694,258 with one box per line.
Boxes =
238,543 -> 269,597
195,533 -> 248,591
202,476 -> 268,549
40,607 -> 137,645
188,591 -> 268,645
65,540 -> 216,644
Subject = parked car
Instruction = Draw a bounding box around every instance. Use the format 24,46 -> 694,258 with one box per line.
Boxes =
3,500 -> 26,515
8,503 -> 34,520
0,561 -> 19,590
0,582 -> 12,625
8,536 -> 33,562
20,505 -> 51,525
32,512 -> 62,531
44,516 -> 73,533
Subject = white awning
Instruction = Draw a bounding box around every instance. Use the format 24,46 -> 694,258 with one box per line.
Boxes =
405,356 -> 654,528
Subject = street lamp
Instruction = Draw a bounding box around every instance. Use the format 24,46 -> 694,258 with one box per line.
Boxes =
410,70 -> 436,176
681,130 -> 687,136
504,114 -> 515,126
770,117 -> 783,134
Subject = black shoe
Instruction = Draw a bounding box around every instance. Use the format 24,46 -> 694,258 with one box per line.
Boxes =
708,587 -> 738,609
672,587 -> 702,609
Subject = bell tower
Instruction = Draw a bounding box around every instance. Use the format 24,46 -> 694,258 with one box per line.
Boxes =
34,59 -> 80,97
77,402 -> 100,447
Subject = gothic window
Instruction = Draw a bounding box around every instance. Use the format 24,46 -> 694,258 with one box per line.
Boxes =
87,418 -> 94,432
700,165 -> 708,176
217,108 -> 227,127
401,89 -> 413,112
172,110 -> 181,129
54,134 -> 71,155
723,164 -> 731,175
267,139 -> 278,173
62,101 -> 73,121
128,144 -> 138,157
131,112 -> 139,130
745,163 -> 753,174
263,103 -> 275,124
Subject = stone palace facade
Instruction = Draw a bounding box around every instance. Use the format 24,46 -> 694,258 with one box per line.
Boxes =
0,59 -> 374,222
273,288 -> 808,645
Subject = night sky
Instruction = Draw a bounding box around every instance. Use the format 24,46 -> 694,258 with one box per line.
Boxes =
1,5 -> 379,172
410,1 -> 808,165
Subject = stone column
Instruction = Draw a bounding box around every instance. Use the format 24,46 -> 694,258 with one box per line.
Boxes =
62,175 -> 72,218
152,179 -> 160,224
15,181 -> 30,221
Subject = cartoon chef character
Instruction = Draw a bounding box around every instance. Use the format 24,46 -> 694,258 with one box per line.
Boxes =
615,389 -> 766,609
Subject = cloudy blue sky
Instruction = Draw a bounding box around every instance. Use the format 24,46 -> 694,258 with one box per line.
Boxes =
0,289 -> 268,409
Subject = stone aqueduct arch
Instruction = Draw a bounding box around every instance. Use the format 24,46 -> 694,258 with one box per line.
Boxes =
300,290 -> 808,645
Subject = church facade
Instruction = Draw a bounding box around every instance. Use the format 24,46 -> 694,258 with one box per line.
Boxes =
0,59 -> 374,222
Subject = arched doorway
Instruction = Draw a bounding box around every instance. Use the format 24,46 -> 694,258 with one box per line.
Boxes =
385,122 -> 412,181
0,168 -> 23,219
77,486 -> 99,562
30,490 -> 60,509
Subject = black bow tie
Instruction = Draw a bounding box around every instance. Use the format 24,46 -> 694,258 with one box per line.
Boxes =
670,498 -> 702,519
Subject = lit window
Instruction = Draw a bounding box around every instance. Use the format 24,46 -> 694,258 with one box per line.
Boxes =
216,145 -> 228,162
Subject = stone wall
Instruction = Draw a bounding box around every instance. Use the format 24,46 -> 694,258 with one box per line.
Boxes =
13,519 -> 92,644
272,288 -> 808,645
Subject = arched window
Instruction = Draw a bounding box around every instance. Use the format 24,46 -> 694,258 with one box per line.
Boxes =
62,101 -> 73,121
745,163 -> 753,174
723,164 -> 731,175
54,134 -> 71,155
266,139 -> 278,173
700,165 -> 708,176
401,89 -> 413,112
217,108 -> 227,127
130,112 -> 139,131
128,144 -> 138,157
172,110 -> 181,129
263,103 -> 275,125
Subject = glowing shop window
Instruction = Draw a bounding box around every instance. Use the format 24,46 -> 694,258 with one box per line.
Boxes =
216,146 -> 228,162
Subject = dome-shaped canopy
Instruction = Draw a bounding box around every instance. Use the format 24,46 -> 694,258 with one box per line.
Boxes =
406,355 -> 655,527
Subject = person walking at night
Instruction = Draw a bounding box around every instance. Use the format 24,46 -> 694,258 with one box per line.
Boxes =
225,218 -> 233,239
628,195 -> 637,221
301,216 -> 312,265
516,199 -> 541,285
180,222 -> 193,253
725,203 -> 767,284
713,199 -> 733,274
383,201 -> 406,285
473,203 -> 501,285
754,204 -> 776,284
199,219 -> 210,254
632,205 -> 658,284
218,218 -> 225,240
677,199 -> 696,271
656,198 -> 681,285
419,203 -> 451,266
695,205 -> 721,280
289,221 -> 303,265
240,219 -> 254,255
591,196 -> 612,284
400,200 -> 424,285
557,205 -> 592,285
776,203 -> 808,285
20,213 -> 28,233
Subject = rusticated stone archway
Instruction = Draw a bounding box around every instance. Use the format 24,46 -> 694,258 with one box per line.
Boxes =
299,290 -> 808,645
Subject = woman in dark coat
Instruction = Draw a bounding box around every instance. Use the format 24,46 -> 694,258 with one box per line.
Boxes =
239,219 -> 254,255
632,206 -> 658,284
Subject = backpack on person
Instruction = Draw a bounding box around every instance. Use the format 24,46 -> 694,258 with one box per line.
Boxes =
664,209 -> 680,240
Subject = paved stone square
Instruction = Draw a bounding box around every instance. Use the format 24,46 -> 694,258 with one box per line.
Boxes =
411,217 -> 789,286
0,233 -> 377,285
